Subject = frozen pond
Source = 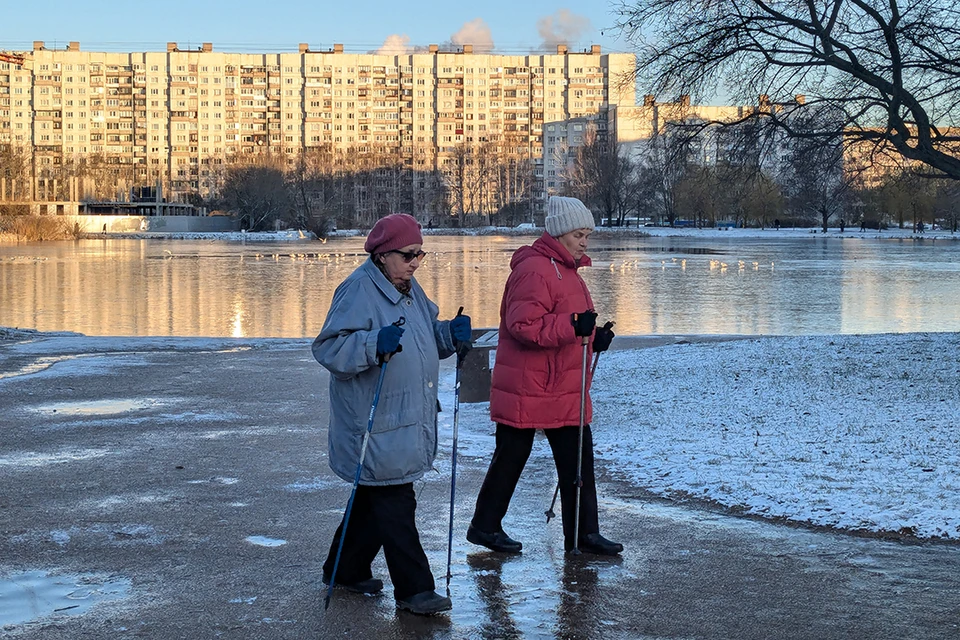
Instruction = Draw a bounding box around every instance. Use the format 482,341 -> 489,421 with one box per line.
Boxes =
1,233 -> 958,337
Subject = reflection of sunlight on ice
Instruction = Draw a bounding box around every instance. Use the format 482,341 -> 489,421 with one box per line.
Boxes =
232,298 -> 245,338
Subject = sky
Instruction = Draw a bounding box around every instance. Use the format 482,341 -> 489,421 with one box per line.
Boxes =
0,0 -> 632,55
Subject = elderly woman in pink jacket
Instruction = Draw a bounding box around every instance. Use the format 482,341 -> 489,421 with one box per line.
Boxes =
466,196 -> 621,556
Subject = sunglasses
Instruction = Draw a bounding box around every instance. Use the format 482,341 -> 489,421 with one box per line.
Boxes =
389,249 -> 427,263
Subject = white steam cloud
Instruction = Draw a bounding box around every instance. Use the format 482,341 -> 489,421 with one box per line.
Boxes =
450,18 -> 495,53
537,9 -> 592,50
375,34 -> 412,56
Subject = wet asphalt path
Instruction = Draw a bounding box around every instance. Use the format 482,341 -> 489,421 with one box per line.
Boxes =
1,335 -> 959,639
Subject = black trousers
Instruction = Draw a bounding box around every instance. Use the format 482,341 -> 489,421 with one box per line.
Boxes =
471,423 -> 599,551
323,483 -> 434,600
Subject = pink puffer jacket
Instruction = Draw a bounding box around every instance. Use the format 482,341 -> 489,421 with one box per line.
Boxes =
489,232 -> 595,429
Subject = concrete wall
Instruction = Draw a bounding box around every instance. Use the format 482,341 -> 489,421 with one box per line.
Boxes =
69,215 -> 239,233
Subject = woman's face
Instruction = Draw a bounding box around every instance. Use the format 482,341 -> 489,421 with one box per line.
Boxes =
378,243 -> 424,285
557,228 -> 593,261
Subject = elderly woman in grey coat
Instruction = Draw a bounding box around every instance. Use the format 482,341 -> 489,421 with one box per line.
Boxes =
312,213 -> 471,616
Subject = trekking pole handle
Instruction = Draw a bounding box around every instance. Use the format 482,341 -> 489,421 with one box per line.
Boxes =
455,306 -> 471,367
378,316 -> 406,365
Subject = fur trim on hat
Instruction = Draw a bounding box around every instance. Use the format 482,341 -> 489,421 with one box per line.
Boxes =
545,196 -> 595,237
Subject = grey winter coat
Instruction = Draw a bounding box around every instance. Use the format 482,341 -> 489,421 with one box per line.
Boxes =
312,258 -> 457,486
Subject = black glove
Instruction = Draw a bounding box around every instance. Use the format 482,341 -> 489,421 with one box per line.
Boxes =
571,310 -> 597,337
593,321 -> 615,353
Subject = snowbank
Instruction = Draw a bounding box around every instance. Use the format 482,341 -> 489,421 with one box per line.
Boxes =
441,332 -> 960,541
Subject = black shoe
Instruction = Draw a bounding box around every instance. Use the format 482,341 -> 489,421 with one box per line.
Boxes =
466,524 -> 522,554
396,590 -> 453,615
577,533 -> 623,556
322,573 -> 384,595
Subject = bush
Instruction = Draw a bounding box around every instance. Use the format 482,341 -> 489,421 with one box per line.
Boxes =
0,215 -> 78,241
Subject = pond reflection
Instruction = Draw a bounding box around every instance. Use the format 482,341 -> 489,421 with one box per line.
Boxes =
1,235 -> 958,338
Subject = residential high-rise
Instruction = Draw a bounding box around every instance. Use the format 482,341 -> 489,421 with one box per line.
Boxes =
0,41 -> 636,219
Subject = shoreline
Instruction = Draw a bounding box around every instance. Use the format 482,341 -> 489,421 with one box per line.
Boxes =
3,225 -> 957,243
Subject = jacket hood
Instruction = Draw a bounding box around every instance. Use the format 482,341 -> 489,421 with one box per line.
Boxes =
510,232 -> 592,270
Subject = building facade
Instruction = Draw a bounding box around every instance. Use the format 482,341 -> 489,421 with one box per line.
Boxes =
0,41 -> 635,219
542,96 -> 778,197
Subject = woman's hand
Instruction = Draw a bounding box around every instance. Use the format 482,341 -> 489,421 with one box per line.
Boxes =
571,310 -> 597,337
376,324 -> 405,358
450,314 -> 472,343
593,321 -> 615,352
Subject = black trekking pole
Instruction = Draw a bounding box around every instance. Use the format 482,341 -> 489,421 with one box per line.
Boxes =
545,321 -> 613,524
570,331 -> 590,555
324,316 -> 405,611
545,349 -> 599,523
445,307 -> 471,597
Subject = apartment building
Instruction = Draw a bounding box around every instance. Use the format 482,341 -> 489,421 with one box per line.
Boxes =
0,41 -> 635,216
543,95 -> 798,196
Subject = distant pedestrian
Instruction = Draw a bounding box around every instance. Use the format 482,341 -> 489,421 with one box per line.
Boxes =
312,213 -> 472,615
860,217 -> 866,232
839,219 -> 845,233
774,218 -> 781,231
467,195 -> 622,557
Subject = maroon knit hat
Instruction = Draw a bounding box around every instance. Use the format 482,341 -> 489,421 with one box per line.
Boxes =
364,214 -> 423,254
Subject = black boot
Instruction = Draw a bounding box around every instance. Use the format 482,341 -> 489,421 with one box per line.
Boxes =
466,524 -> 523,554
577,533 -> 623,556
396,590 -> 453,615
322,573 -> 384,595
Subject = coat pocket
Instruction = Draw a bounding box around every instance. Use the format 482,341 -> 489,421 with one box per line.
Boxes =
370,387 -> 418,434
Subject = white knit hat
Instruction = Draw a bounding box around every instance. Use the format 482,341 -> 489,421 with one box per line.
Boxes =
545,196 -> 595,237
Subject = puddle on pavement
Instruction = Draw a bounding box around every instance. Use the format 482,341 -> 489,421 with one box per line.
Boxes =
0,356 -> 63,380
0,570 -> 131,627
32,398 -> 163,416
245,536 -> 286,547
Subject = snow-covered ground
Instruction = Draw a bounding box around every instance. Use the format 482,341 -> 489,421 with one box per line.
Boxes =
439,332 -> 960,541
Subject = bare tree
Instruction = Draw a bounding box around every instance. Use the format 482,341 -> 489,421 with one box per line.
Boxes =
637,121 -> 700,226
674,165 -> 720,225
564,128 -> 634,226
218,155 -> 292,231
779,109 -> 854,231
445,143 -> 471,226
615,0 -> 960,179
0,144 -> 31,203
876,169 -> 935,230
933,181 -> 960,232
